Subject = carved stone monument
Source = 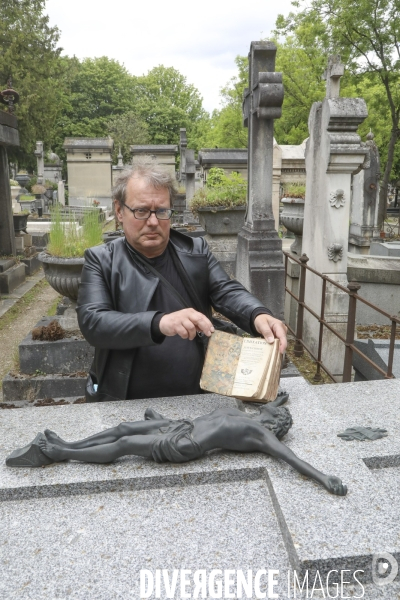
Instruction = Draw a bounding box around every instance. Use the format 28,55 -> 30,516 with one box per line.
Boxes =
349,131 -> 381,253
236,41 -> 285,319
0,80 -> 29,294
302,56 -> 368,378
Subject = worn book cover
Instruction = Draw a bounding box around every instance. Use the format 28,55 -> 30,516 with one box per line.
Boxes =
200,331 -> 281,401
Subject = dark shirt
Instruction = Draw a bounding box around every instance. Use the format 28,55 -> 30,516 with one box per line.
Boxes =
127,245 -> 204,399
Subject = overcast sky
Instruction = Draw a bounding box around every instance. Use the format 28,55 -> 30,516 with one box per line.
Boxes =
45,0 -> 294,114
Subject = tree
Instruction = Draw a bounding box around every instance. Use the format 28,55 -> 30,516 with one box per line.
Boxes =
274,36 -> 327,144
0,0 -> 63,167
106,111 -> 149,163
275,0 -> 400,208
52,56 -> 138,151
132,66 -> 207,146
196,56 -> 248,149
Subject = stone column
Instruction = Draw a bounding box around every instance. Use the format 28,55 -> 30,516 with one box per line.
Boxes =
179,128 -> 187,183
34,141 -> 44,185
183,149 -> 197,224
185,149 -> 196,204
236,41 -> 285,319
0,103 -> 20,256
58,180 -> 65,206
302,55 -> 368,378
0,146 -> 16,256
349,131 -> 381,253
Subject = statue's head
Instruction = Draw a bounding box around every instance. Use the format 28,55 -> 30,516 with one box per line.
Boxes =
259,405 -> 293,439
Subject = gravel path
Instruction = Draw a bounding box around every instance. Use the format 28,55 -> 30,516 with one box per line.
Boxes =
0,282 -> 59,401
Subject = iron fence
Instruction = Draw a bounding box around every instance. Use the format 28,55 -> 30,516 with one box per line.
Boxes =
283,251 -> 399,383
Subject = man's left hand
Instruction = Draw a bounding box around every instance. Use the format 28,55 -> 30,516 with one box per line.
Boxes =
254,314 -> 287,354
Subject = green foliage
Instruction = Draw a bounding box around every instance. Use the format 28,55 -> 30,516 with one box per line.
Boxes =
9,179 -> 19,186
0,0 -> 63,167
274,0 -> 400,191
197,56 -> 248,149
48,205 -> 103,257
106,111 -> 149,163
282,183 -> 306,198
133,65 -> 207,146
206,168 -> 225,187
190,169 -> 247,213
51,56 -> 138,155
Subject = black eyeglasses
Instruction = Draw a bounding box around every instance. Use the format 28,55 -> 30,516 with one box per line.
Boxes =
121,202 -> 174,220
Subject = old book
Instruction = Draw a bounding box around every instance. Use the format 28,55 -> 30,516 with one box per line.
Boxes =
200,330 -> 282,402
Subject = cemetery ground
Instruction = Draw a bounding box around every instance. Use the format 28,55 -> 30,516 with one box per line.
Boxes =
0,277 -> 59,402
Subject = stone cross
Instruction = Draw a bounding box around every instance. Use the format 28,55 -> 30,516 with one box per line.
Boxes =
34,141 -> 44,185
236,41 -> 285,319
322,55 -> 344,100
241,42 -> 284,226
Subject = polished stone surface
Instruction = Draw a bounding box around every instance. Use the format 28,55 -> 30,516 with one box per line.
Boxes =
1,381 -> 400,598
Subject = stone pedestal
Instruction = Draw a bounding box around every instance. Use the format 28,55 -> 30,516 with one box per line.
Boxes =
236,42 -> 285,319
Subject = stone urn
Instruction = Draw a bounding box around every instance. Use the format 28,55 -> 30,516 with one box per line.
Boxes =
38,253 -> 85,330
280,198 -> 305,255
13,213 -> 29,234
197,206 -> 246,276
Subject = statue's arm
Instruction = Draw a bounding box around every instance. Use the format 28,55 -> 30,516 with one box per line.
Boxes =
261,434 -> 347,496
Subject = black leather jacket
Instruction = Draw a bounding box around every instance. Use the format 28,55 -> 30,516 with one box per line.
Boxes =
77,230 -> 268,400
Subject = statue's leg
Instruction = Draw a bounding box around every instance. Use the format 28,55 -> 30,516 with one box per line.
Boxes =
39,434 -> 157,464
44,420 -> 169,449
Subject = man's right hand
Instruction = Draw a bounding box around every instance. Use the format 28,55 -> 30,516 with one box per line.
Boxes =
159,309 -> 215,340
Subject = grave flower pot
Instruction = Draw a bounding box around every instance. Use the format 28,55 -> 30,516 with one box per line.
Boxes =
197,206 -> 246,276
38,252 -> 84,302
13,213 -> 29,234
280,198 -> 305,255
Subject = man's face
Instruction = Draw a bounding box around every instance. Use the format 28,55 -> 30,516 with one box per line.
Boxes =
115,176 -> 171,258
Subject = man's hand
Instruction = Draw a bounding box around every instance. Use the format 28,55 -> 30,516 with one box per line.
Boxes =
254,314 -> 287,354
159,309 -> 215,340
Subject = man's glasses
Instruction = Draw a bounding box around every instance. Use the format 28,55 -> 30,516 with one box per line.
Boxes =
121,202 -> 174,220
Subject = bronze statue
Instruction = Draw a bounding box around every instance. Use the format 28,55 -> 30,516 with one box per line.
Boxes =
6,394 -> 347,496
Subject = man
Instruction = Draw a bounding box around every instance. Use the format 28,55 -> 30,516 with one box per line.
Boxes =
77,159 -> 287,402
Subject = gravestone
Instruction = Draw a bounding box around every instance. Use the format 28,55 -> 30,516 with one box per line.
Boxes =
353,338 -> 400,381
43,149 -> 62,184
349,131 -> 381,254
302,56 -> 368,378
2,315 -> 92,404
57,179 -> 65,206
63,138 -> 114,208
370,241 -> 400,257
236,41 -> 285,319
1,378 -> 400,598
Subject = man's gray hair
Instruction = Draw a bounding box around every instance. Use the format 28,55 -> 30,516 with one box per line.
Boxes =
113,157 -> 177,207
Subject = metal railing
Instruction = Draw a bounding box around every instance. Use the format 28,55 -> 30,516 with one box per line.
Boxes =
283,251 -> 399,383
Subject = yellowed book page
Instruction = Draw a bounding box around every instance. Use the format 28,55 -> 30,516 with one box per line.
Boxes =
231,338 -> 274,398
263,350 -> 282,401
200,331 -> 243,395
260,340 -> 280,398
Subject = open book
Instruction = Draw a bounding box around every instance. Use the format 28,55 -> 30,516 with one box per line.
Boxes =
200,330 -> 282,402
